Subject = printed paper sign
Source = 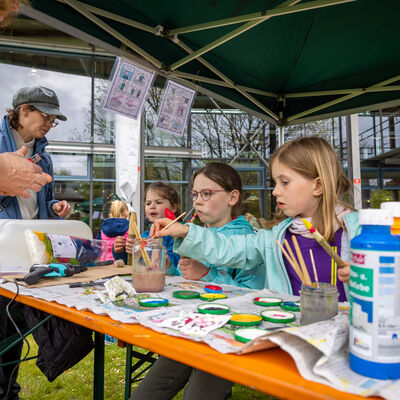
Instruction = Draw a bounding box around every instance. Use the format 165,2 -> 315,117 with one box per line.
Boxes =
104,58 -> 155,120
156,80 -> 196,136
47,234 -> 76,258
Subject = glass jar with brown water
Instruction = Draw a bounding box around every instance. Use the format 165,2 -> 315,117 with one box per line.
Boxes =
132,238 -> 166,292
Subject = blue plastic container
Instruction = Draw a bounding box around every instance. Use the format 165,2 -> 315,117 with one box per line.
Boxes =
350,209 -> 400,379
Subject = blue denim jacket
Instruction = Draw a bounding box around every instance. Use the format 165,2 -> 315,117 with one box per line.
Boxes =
0,116 -> 58,219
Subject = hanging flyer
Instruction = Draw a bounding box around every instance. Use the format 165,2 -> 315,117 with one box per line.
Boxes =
156,80 -> 196,136
104,57 -> 155,120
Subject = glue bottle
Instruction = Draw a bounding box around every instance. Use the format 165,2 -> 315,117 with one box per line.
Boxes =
381,201 -> 400,236
349,209 -> 400,379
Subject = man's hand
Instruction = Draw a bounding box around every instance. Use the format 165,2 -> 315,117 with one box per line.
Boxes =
52,200 -> 71,218
0,147 -> 52,198
338,261 -> 350,284
150,218 -> 189,239
179,258 -> 209,280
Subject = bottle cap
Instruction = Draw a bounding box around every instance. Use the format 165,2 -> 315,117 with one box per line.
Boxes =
381,202 -> 400,218
358,209 -> 393,226
198,303 -> 230,315
173,290 -> 200,299
253,296 -> 282,306
261,309 -> 296,323
234,328 -> 267,343
229,313 -> 262,326
280,301 -> 300,312
199,293 -> 227,302
204,285 -> 223,293
139,298 -> 169,307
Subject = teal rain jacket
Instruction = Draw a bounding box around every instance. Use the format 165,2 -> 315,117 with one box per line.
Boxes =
175,212 -> 360,295
199,216 -> 265,289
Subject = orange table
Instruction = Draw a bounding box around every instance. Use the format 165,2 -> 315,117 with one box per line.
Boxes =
0,286 -> 382,400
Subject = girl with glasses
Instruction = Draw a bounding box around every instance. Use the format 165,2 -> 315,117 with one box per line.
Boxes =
131,163 -> 264,400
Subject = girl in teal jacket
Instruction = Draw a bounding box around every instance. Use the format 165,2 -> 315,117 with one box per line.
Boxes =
177,162 -> 264,289
152,137 -> 358,303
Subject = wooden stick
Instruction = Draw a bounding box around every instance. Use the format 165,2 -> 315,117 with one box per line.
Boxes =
309,249 -> 319,288
291,235 -> 312,286
127,212 -> 137,266
276,241 -> 305,284
302,218 -> 347,269
152,212 -> 186,238
128,212 -> 151,268
284,239 -> 303,281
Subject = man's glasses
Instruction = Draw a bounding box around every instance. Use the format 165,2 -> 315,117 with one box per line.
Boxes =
190,189 -> 227,202
38,111 -> 59,128
27,106 -> 58,128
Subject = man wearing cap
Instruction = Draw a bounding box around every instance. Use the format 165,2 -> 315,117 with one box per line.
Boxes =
0,86 -> 70,219
0,87 -> 71,399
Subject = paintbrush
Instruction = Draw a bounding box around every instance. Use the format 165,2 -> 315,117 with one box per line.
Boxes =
309,249 -> 319,288
291,235 -> 312,286
302,218 -> 347,269
151,212 -> 186,239
276,240 -> 305,284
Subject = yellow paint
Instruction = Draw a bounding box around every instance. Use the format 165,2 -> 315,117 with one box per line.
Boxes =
200,293 -> 227,301
230,314 -> 262,323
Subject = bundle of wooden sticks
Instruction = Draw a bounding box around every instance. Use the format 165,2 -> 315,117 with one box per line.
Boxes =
276,235 -> 320,288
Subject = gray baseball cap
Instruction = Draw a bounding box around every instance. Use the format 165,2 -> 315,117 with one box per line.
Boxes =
12,86 -> 67,121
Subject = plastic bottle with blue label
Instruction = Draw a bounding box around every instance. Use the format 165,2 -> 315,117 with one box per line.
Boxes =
350,209 -> 400,379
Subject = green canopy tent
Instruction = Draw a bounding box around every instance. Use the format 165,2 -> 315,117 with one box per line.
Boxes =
22,0 -> 400,126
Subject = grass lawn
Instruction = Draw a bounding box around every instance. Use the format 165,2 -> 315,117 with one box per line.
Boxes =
18,336 -> 278,400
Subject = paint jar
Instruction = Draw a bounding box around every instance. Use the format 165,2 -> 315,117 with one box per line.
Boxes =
381,201 -> 400,236
300,283 -> 338,325
132,238 -> 166,292
350,209 -> 400,380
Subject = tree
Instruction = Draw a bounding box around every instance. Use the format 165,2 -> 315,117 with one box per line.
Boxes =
68,79 -> 115,143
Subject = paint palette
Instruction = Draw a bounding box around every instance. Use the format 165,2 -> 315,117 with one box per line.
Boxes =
260,309 -> 296,323
197,303 -> 230,315
234,328 -> 267,343
139,298 -> 169,307
253,296 -> 283,306
229,313 -> 262,326
199,293 -> 227,302
280,301 -> 300,312
172,290 -> 200,299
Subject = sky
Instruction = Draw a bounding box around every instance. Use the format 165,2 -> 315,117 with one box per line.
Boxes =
0,63 -> 91,141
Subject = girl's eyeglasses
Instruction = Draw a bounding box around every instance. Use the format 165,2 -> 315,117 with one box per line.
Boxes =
190,189 -> 227,201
